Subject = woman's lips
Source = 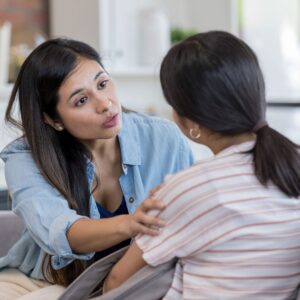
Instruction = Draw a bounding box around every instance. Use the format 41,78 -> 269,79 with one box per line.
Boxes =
103,113 -> 118,128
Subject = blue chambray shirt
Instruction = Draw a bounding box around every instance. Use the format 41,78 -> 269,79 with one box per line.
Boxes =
0,112 -> 194,279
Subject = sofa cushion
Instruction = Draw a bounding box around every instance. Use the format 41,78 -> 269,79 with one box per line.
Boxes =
0,211 -> 24,257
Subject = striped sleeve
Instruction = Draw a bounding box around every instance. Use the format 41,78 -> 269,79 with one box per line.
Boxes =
135,167 -> 245,267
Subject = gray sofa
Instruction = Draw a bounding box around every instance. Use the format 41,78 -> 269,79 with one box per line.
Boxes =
0,210 -> 24,257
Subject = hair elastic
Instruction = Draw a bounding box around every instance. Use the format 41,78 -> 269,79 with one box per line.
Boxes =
253,120 -> 268,133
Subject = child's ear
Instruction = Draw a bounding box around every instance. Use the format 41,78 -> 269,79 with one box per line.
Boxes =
173,111 -> 197,131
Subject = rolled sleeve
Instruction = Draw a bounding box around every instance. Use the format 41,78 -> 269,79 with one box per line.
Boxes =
49,213 -> 94,269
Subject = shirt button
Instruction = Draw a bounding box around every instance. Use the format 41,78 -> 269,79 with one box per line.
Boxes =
129,197 -> 135,203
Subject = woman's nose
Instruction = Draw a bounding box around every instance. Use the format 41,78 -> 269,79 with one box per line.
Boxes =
95,97 -> 112,113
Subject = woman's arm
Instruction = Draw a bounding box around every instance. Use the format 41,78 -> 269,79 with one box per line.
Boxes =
103,242 -> 146,292
67,197 -> 166,253
3,148 -> 165,266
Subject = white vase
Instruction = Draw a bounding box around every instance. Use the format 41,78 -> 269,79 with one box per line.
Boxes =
138,9 -> 170,66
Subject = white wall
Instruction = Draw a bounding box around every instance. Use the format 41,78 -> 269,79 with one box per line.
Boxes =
188,0 -> 235,32
50,0 -> 101,52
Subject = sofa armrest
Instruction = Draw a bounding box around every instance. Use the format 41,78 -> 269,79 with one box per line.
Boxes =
0,210 -> 24,257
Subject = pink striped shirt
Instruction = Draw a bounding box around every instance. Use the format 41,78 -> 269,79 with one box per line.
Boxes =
136,141 -> 300,299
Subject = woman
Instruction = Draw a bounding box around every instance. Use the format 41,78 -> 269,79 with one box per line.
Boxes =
0,38 -> 194,299
104,31 -> 300,299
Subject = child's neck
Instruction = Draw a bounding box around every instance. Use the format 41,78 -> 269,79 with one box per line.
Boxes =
207,132 -> 256,155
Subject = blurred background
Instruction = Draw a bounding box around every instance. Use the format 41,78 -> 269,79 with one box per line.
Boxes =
0,0 -> 300,196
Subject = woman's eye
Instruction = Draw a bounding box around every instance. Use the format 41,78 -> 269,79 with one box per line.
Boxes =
98,80 -> 108,90
75,97 -> 87,107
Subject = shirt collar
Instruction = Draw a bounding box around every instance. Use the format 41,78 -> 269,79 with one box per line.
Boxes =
215,140 -> 256,158
118,112 -> 141,166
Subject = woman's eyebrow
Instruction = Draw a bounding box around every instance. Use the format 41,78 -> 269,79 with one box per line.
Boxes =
68,71 -> 104,101
94,70 -> 104,80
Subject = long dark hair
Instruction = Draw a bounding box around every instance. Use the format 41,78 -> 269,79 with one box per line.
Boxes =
160,30 -> 300,198
5,38 -> 103,285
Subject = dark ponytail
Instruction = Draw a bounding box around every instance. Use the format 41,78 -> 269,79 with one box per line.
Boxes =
253,126 -> 300,197
160,30 -> 300,198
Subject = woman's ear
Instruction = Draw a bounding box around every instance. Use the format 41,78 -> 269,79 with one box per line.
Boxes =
43,113 -> 64,131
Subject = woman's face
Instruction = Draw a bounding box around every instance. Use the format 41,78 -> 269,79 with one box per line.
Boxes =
56,58 -> 122,142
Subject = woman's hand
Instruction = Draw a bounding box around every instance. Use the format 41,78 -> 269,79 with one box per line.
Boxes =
118,191 -> 166,238
130,197 -> 166,236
